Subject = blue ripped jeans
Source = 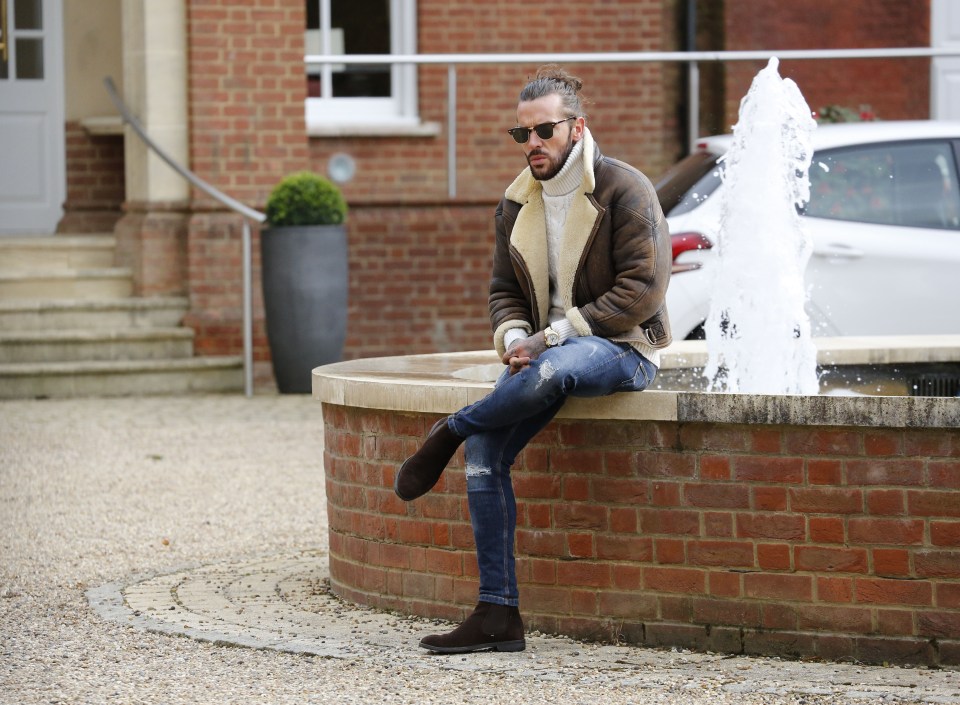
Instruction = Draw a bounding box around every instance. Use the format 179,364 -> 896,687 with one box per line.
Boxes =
446,336 -> 657,606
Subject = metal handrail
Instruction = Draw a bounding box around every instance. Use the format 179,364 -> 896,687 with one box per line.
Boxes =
305,47 -> 960,65
306,46 -> 960,182
104,77 -> 262,397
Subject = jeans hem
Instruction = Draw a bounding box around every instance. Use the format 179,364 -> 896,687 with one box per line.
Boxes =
478,594 -> 519,607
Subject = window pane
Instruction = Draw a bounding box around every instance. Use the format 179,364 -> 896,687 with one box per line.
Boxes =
14,0 -> 43,30
805,142 -> 960,230
332,0 -> 390,98
306,1 -> 319,29
15,37 -> 43,79
0,53 -> 8,80
891,143 -> 960,229
805,147 -> 898,225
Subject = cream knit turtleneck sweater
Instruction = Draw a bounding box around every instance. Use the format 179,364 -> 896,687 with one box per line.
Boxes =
503,139 -> 585,352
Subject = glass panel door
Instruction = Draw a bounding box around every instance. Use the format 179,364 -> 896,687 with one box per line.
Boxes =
13,0 -> 41,28
1,0 -> 44,80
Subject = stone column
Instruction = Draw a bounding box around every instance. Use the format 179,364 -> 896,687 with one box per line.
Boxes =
115,0 -> 189,296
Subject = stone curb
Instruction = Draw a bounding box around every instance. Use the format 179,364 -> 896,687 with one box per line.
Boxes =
87,551 -> 960,703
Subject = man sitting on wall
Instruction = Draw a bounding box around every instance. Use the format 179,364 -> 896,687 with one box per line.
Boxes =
394,65 -> 673,653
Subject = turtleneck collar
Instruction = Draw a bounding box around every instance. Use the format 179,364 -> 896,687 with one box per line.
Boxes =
541,138 -> 585,197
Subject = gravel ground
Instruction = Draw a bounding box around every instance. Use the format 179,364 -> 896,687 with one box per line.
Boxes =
1,395 -> 957,705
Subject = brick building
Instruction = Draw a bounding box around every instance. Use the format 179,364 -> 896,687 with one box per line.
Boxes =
1,0 -> 945,389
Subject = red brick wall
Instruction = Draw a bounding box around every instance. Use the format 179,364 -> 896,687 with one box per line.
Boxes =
342,204 -> 495,358
323,405 -> 960,666
187,1 -> 310,204
59,122 -> 125,234
721,0 -> 931,130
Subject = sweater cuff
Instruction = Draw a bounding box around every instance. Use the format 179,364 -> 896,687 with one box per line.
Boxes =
549,318 -> 577,343
504,327 -> 529,351
494,320 -> 533,357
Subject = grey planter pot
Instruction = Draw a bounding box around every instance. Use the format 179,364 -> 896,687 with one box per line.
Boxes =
261,224 -> 348,393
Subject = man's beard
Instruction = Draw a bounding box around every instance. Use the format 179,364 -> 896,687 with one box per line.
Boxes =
528,131 -> 575,181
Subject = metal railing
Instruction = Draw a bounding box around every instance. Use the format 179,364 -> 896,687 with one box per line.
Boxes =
306,47 -> 960,197
104,77 -> 263,397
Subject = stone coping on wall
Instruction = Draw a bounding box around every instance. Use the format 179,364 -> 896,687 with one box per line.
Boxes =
312,336 -> 960,429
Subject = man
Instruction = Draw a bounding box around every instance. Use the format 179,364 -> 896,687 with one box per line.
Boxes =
394,66 -> 672,653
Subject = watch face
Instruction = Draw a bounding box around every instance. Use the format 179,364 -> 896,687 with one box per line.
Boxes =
546,331 -> 559,346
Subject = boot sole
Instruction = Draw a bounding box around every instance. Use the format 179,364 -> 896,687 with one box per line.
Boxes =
419,639 -> 526,654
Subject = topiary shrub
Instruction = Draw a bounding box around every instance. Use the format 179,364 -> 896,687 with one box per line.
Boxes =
264,171 -> 348,227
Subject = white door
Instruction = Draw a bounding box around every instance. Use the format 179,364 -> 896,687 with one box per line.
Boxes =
0,0 -> 64,234
933,0 -> 960,120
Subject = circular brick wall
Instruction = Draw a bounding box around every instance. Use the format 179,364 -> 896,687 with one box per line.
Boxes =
314,349 -> 960,666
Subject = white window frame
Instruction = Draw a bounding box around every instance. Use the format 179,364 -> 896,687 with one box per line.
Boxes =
306,0 -> 423,135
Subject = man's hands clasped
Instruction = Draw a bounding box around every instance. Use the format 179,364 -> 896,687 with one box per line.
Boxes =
502,331 -> 549,375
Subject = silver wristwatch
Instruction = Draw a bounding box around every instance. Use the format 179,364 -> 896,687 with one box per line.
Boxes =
543,326 -> 561,347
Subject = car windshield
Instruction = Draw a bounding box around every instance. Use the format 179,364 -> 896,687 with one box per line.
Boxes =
655,151 -> 725,217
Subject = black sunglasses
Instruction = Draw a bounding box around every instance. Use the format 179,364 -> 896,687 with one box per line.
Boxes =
507,116 -> 577,144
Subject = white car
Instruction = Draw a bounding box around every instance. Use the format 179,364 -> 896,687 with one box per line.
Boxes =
657,120 -> 960,340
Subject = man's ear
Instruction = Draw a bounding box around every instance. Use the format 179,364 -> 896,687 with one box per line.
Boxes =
572,116 -> 586,142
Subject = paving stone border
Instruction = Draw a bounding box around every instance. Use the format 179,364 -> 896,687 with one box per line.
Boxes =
88,551 -> 960,703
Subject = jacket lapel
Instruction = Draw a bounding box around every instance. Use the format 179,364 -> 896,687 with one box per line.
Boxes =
505,170 -> 550,327
557,190 -> 601,313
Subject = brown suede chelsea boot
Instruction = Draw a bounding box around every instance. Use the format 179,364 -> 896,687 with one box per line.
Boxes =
393,416 -> 464,501
419,602 -> 525,654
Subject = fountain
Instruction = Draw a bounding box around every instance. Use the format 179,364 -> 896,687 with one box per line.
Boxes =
704,58 -> 819,395
312,60 -> 960,666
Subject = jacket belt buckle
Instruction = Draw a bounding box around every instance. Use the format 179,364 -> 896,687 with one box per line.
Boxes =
644,323 -> 663,345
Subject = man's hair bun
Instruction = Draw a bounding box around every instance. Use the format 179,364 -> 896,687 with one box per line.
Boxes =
535,65 -> 584,95
519,65 -> 589,118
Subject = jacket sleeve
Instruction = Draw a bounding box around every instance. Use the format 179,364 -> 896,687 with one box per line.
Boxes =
569,168 -> 672,340
489,199 -> 533,356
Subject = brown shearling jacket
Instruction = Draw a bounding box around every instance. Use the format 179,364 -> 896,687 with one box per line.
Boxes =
488,129 -> 672,360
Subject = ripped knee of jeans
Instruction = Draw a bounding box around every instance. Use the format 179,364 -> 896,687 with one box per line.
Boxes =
465,463 -> 495,490
535,358 -> 558,390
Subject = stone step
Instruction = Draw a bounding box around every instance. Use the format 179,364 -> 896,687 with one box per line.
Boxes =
0,328 -> 195,364
0,356 -> 244,399
0,297 -> 189,331
0,268 -> 134,299
0,235 -> 116,270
